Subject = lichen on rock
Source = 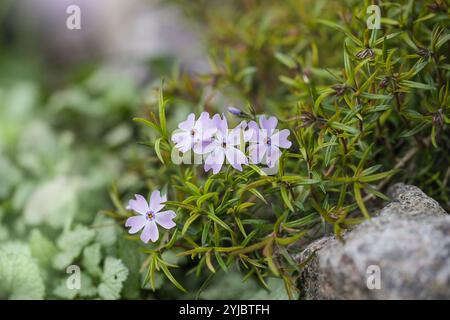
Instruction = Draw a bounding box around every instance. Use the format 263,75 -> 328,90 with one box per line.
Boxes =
297,183 -> 450,300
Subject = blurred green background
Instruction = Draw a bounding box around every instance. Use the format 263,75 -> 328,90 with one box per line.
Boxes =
0,0 -> 199,300
0,0 -> 292,299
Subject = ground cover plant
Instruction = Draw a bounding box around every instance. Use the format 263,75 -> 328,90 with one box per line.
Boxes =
0,0 -> 448,300
110,0 -> 449,299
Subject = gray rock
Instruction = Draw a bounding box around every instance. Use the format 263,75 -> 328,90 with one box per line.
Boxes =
296,183 -> 450,299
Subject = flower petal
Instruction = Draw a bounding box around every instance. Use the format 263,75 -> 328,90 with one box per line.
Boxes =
149,190 -> 166,213
193,138 -> 216,154
248,143 -> 267,164
259,115 -> 278,131
271,129 -> 292,149
226,122 -> 247,146
127,194 -> 149,215
266,145 -> 282,168
140,221 -> 159,243
204,148 -> 225,174
155,210 -> 177,229
173,133 -> 193,153
247,121 -> 260,143
195,112 -> 212,130
225,147 -> 248,171
178,113 -> 196,131
171,131 -> 186,144
213,113 -> 228,135
125,215 -> 147,234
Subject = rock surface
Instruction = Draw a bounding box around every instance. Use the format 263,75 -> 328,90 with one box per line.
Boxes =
296,183 -> 450,299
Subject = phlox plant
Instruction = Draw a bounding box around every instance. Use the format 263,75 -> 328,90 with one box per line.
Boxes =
111,87 -> 400,298
117,96 -> 303,296
109,0 -> 449,298
125,111 -> 292,243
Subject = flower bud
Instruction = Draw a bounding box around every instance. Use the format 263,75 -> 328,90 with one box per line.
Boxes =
356,48 -> 375,60
227,106 -> 245,117
332,84 -> 348,97
417,47 -> 432,58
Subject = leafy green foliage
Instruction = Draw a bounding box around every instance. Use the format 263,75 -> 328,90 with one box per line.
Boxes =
98,257 -> 129,300
0,0 -> 447,300
82,244 -> 103,277
111,0 -> 449,299
53,226 -> 97,269
0,243 -> 45,299
0,68 -> 146,299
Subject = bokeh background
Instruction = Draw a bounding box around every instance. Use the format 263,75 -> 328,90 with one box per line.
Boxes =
1,0 -> 448,300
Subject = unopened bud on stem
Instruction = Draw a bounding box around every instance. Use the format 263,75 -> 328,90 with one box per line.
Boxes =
228,106 -> 245,117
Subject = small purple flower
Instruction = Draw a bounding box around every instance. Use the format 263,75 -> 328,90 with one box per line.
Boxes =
125,191 -> 176,243
204,114 -> 249,174
247,115 -> 292,168
171,112 -> 216,154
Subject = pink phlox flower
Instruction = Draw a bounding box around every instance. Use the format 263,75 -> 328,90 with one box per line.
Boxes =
204,114 -> 249,174
247,115 -> 292,168
125,191 -> 176,243
171,112 -> 217,154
